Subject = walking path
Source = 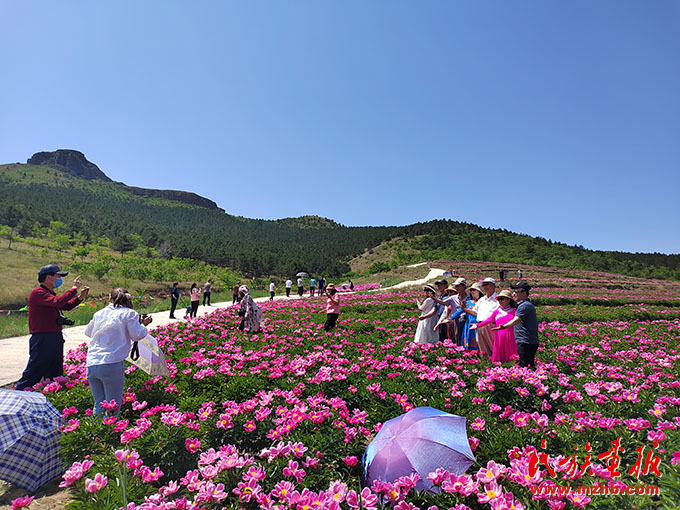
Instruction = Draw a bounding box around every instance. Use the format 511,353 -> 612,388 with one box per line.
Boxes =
0,266 -> 445,387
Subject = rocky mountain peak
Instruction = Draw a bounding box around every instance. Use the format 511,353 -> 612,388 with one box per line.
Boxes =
27,149 -> 112,181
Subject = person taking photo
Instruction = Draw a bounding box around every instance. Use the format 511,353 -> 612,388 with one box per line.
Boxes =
16,264 -> 89,390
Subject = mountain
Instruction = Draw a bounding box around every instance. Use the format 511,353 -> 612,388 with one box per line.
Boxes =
1,151 -> 679,279
28,150 -> 111,181
25,150 -> 222,211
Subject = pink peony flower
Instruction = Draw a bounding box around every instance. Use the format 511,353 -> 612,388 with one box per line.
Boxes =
185,438 -> 201,453
11,496 -> 34,509
671,451 -> 680,465
85,473 -> 108,492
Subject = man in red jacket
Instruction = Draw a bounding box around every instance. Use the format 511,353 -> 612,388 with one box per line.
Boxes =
15,264 -> 89,390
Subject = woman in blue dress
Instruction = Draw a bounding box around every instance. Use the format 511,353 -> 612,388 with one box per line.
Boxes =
451,283 -> 483,350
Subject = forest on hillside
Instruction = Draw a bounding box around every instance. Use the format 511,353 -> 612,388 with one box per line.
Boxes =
1,166 -> 679,280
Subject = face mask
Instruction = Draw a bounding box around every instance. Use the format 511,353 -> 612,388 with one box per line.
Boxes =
54,277 -> 63,288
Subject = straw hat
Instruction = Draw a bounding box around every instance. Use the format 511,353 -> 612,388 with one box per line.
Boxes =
423,284 -> 437,294
469,282 -> 483,296
496,289 -> 516,307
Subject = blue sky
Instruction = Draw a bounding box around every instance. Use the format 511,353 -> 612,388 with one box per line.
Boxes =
1,1 -> 679,254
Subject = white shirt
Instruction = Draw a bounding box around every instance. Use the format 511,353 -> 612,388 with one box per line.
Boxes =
476,293 -> 500,322
285,280 -> 293,288
297,278 -> 303,287
85,304 -> 148,367
270,283 -> 275,292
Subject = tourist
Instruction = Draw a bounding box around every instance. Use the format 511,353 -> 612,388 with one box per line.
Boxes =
232,283 -> 241,305
16,265 -> 89,390
451,278 -> 470,346
238,285 -> 264,333
475,277 -> 499,357
323,283 -> 340,331
285,278 -> 293,297
169,282 -> 179,319
432,278 -> 454,342
453,282 -> 482,350
317,276 -> 325,295
413,284 -> 439,344
472,289 -> 517,362
269,281 -> 275,300
202,279 -> 212,306
85,288 -> 152,415
500,282 -> 539,368
189,283 -> 200,318
297,277 -> 304,297
309,277 -> 317,296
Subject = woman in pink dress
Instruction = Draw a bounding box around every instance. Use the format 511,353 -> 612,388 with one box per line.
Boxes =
472,289 -> 517,362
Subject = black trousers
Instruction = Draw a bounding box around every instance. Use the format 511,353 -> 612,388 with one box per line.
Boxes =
190,301 -> 199,318
455,314 -> 466,346
517,343 -> 538,368
170,297 -> 178,318
324,313 -> 339,331
298,286 -> 303,296
16,332 -> 64,390
270,291 -> 275,300
203,292 -> 211,306
286,288 -> 291,297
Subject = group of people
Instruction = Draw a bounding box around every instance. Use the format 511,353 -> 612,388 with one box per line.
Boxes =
168,280 -> 213,319
283,276 -> 328,297
498,269 -> 523,281
17,262 -> 539,419
414,276 -> 538,367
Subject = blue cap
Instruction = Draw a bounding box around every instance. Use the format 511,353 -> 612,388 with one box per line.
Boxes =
38,264 -> 68,282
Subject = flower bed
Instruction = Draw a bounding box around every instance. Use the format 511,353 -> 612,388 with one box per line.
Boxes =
15,282 -> 680,509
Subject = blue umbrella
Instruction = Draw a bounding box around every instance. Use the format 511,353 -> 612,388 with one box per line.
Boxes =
362,407 -> 475,491
0,389 -> 64,492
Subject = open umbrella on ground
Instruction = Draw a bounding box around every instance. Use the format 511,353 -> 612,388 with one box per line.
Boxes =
0,389 -> 64,492
296,272 -> 310,278
362,406 -> 475,491
127,334 -> 169,376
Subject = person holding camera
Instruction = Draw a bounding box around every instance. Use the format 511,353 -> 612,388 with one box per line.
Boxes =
85,288 -> 152,415
15,264 -> 89,390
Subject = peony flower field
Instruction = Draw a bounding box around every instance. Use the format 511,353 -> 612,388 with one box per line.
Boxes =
21,263 -> 680,509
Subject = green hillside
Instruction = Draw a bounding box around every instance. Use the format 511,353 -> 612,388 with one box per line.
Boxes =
1,159 -> 679,280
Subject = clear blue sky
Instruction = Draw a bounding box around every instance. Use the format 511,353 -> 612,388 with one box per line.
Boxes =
1,1 -> 679,254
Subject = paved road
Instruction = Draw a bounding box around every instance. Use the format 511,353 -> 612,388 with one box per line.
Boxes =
0,268 -> 445,388
0,295 -> 296,388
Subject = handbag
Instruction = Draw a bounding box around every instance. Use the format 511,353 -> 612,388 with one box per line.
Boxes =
130,341 -> 140,361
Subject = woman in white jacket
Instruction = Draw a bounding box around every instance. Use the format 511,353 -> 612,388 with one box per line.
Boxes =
85,288 -> 152,415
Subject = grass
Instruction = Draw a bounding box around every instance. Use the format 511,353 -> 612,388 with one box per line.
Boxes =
0,236 -> 266,339
0,239 -> 148,307
348,235 -> 422,273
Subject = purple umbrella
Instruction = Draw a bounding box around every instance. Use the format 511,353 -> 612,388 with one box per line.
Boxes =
362,407 -> 475,491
